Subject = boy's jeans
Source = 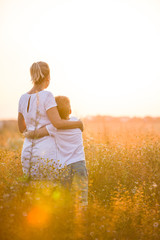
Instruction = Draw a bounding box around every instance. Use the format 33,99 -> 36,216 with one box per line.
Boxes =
60,161 -> 88,206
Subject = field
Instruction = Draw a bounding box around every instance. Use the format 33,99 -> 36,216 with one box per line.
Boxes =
0,117 -> 160,240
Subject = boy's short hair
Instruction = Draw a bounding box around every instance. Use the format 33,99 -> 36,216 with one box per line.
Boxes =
55,96 -> 71,119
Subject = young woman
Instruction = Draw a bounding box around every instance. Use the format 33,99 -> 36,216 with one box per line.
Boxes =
18,61 -> 83,180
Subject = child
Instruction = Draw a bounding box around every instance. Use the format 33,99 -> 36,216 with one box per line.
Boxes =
25,96 -> 88,206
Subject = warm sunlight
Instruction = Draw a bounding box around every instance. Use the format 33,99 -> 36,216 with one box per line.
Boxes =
1,2 -> 160,238
27,205 -> 51,227
0,0 -> 160,119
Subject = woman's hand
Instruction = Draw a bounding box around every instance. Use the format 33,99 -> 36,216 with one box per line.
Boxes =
79,119 -> 84,132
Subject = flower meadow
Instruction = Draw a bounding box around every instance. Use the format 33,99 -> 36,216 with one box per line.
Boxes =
0,117 -> 160,240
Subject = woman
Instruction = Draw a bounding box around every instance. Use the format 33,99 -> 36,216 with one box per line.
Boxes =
18,61 -> 83,180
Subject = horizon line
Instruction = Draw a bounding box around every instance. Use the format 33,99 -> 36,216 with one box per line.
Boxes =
1,115 -> 160,121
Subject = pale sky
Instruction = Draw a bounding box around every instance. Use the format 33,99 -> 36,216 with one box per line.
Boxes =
0,0 -> 160,119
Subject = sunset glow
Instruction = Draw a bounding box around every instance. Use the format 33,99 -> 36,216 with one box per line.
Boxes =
1,0 -> 160,119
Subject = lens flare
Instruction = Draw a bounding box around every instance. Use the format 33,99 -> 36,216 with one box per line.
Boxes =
27,205 -> 50,227
52,190 -> 61,201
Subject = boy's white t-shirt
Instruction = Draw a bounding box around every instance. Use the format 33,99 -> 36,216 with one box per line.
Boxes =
46,116 -> 85,168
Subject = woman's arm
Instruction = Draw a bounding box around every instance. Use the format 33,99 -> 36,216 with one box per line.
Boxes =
47,107 -> 83,131
18,112 -> 26,133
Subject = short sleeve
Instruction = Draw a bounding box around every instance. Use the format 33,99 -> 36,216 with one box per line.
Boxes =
44,91 -> 57,111
46,124 -> 57,137
69,116 -> 79,121
18,96 -> 23,114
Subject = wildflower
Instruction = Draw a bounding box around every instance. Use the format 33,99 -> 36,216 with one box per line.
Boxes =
35,197 -> 40,201
131,187 -> 137,194
22,212 -> 28,217
152,182 -> 157,188
3,193 -> 10,198
10,214 -> 15,217
91,223 -> 95,228
25,192 -> 30,195
90,232 -> 94,237
153,222 -> 159,228
99,225 -> 105,230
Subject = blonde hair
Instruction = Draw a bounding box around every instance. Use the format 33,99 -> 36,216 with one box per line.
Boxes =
55,96 -> 71,119
30,61 -> 50,84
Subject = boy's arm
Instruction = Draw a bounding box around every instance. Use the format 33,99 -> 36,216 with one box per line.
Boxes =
23,126 -> 49,139
23,124 -> 57,139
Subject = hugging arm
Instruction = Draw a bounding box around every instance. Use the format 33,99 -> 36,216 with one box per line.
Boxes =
47,107 -> 83,131
23,106 -> 83,139
24,126 -> 49,139
18,112 -> 26,133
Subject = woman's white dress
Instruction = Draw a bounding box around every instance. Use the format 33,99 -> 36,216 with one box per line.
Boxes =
18,90 -> 57,179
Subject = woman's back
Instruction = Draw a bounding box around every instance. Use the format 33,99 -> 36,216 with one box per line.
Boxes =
18,90 -> 58,179
18,90 -> 56,131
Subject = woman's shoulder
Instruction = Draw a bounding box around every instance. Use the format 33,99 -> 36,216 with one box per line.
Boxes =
42,91 -> 57,110
40,91 -> 55,100
19,90 -> 54,98
18,93 -> 30,113
41,90 -> 54,96
19,93 -> 29,102
19,91 -> 55,104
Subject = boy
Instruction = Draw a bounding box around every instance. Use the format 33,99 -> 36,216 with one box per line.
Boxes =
25,96 -> 88,206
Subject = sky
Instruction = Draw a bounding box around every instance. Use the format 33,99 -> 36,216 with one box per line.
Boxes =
0,0 -> 160,119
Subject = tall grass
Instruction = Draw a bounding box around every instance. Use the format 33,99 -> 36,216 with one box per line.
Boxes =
0,118 -> 160,240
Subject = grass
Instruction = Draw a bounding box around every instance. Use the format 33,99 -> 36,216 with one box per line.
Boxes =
0,117 -> 160,240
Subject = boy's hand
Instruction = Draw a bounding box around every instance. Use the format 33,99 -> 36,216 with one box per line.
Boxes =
23,127 -> 49,139
23,130 -> 35,139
